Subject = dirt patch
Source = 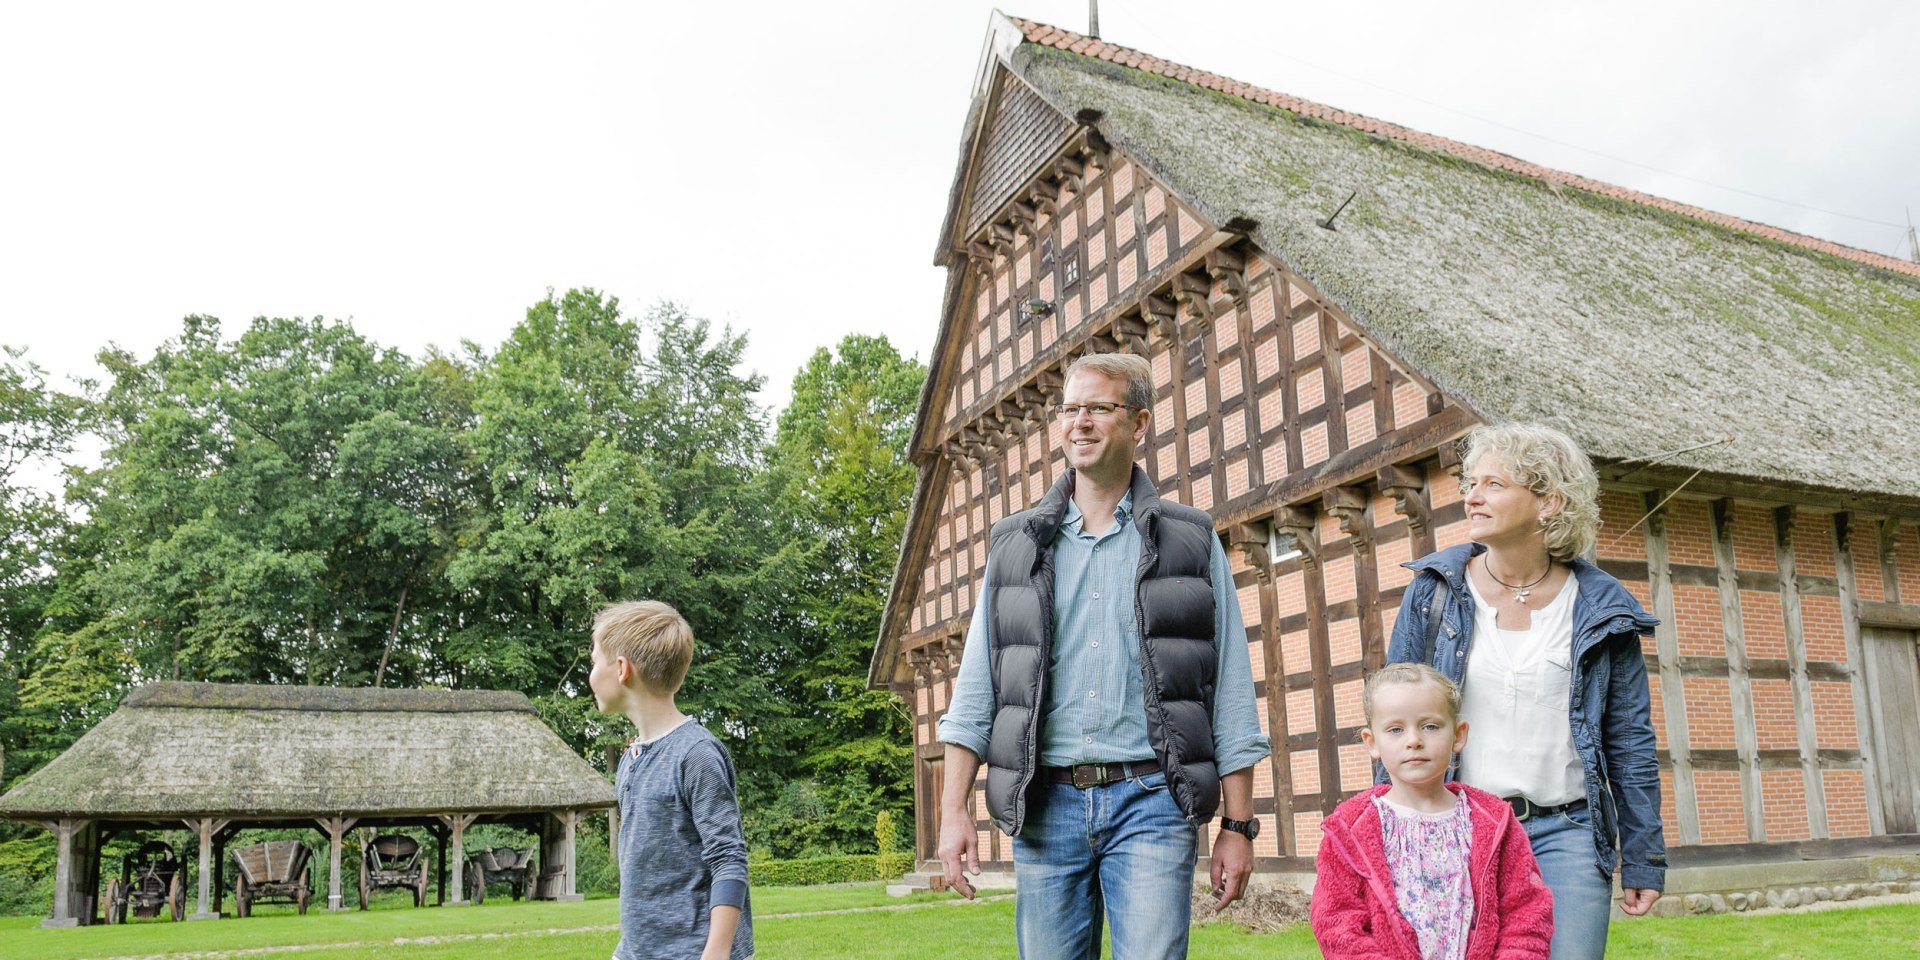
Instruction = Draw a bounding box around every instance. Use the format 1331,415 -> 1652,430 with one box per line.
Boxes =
1192,883 -> 1311,934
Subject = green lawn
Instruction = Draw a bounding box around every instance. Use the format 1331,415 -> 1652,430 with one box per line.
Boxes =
3,889 -> 1914,959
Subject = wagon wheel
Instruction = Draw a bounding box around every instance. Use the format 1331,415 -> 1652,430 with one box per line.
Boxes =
358,853 -> 370,910
469,865 -> 485,905
518,869 -> 533,902
169,871 -> 185,922
296,867 -> 311,916
105,878 -> 125,924
235,875 -> 251,919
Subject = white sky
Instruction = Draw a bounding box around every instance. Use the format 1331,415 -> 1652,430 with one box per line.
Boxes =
3,1 -> 1915,459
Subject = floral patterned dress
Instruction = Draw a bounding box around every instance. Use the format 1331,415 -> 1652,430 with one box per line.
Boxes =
1374,793 -> 1475,960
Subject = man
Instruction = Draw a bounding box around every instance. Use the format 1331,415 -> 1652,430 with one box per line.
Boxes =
937,352 -> 1271,960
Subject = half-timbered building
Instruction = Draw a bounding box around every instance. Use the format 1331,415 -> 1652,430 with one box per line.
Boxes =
872,14 -> 1920,904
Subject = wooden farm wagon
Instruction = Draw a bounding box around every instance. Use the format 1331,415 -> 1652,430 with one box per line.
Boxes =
0,682 -> 614,926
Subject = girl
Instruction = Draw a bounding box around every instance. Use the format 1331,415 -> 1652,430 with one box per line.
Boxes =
1311,663 -> 1553,960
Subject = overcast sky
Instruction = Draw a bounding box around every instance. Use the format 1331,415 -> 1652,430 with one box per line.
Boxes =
3,1 -> 1914,440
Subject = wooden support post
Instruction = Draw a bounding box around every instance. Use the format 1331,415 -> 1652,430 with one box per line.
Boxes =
604,742 -> 624,861
1775,507 -> 1829,837
436,813 -> 477,906
1832,513 -> 1887,836
563,810 -> 580,900
1709,500 -> 1765,841
183,818 -> 231,919
40,819 -> 95,927
315,816 -> 358,912
1643,492 -> 1701,845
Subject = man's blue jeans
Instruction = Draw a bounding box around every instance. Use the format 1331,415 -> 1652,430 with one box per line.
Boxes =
1013,770 -> 1198,960
1523,804 -> 1613,960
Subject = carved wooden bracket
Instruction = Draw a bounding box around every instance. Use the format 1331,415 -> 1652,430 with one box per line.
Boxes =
966,240 -> 996,278
1081,131 -> 1111,172
1377,464 -> 1429,534
1143,293 -> 1180,345
1323,485 -> 1371,554
1229,521 -> 1273,582
1029,180 -> 1061,215
1113,311 -> 1151,354
1205,247 -> 1248,308
1036,366 -> 1065,398
1054,156 -> 1086,191
1273,505 -> 1320,567
941,633 -> 967,671
988,222 -> 1016,252
1172,271 -> 1214,327
1711,498 -> 1735,544
1016,384 -> 1050,428
1008,201 -> 1038,239
1436,442 -> 1464,480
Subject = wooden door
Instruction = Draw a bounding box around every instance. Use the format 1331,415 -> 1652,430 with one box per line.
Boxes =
1863,627 -> 1920,835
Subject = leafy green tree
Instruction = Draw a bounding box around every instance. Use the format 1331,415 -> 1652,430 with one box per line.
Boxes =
757,335 -> 925,855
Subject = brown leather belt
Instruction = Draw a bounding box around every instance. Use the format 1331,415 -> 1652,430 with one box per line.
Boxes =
1507,796 -> 1584,822
1044,759 -> 1161,789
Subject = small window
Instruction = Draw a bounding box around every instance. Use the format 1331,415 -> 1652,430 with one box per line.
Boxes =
1062,254 -> 1080,289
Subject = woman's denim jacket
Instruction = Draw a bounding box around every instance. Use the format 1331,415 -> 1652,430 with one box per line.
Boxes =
1386,542 -> 1668,891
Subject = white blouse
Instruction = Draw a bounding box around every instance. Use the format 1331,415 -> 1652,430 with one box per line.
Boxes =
1457,573 -> 1585,807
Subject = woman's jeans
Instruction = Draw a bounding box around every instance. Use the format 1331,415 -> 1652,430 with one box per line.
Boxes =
1012,770 -> 1198,960
1524,804 -> 1614,960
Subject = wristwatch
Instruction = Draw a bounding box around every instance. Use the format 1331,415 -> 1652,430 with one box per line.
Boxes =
1219,816 -> 1260,841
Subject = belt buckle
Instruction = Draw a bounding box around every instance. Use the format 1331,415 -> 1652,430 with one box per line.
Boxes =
1071,765 -> 1099,789
1508,797 -> 1533,822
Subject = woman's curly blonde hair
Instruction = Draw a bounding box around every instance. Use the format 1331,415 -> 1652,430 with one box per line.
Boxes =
1460,422 -> 1600,561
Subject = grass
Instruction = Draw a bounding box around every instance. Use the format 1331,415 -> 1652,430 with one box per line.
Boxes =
2,889 -> 1914,960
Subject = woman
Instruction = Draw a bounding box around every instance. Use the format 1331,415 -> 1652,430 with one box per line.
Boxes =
1386,422 -> 1665,960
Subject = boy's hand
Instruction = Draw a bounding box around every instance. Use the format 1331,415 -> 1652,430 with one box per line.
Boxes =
937,813 -> 980,899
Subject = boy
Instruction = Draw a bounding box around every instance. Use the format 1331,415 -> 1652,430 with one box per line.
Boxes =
589,600 -> 753,960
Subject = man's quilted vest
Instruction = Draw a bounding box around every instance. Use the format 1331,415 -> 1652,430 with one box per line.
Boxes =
981,465 -> 1221,835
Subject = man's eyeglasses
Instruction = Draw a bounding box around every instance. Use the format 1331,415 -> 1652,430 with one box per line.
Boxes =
1052,402 -> 1141,421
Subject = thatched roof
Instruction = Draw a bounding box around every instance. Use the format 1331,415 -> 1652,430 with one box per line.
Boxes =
0,683 -> 614,820
986,14 -> 1920,500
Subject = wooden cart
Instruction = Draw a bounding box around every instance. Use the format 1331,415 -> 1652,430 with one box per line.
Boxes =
103,840 -> 185,923
231,840 -> 312,917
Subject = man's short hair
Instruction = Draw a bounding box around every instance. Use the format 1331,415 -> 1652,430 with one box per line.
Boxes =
1064,352 -> 1153,411
592,600 -> 695,693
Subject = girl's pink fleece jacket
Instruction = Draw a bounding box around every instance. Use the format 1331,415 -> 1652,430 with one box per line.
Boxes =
1310,782 -> 1555,960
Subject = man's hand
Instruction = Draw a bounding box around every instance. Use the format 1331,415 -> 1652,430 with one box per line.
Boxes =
1209,828 -> 1253,910
1620,887 -> 1661,916
937,812 -> 980,899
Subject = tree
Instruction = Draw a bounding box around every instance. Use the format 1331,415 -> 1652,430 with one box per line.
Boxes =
759,334 -> 925,854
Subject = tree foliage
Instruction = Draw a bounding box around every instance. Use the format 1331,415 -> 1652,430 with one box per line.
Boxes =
0,294 -> 926,878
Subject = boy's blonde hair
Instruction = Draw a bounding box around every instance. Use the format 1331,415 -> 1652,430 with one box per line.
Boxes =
593,600 -> 695,693
1363,662 -> 1461,726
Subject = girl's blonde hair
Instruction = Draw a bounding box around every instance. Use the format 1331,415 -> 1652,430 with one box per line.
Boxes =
1363,663 -> 1461,726
1460,422 -> 1601,561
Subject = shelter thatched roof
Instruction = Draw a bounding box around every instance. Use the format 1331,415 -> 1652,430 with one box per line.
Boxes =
0,682 -> 614,820
972,14 -> 1920,501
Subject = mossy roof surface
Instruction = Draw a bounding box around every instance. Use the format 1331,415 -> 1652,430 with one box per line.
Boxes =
0,683 -> 613,819
1012,43 -> 1920,499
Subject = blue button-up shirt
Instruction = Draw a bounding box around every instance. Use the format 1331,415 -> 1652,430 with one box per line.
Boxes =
938,493 -> 1271,775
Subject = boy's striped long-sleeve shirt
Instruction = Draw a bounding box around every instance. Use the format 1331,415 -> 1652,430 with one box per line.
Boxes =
613,720 -> 753,960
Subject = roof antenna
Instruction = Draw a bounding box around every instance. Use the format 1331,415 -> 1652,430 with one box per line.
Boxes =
1907,208 -> 1918,264
1088,0 -> 1100,39
1320,189 -> 1358,230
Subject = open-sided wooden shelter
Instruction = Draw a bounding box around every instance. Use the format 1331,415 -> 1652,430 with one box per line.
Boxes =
872,13 -> 1920,902
0,682 -> 613,926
